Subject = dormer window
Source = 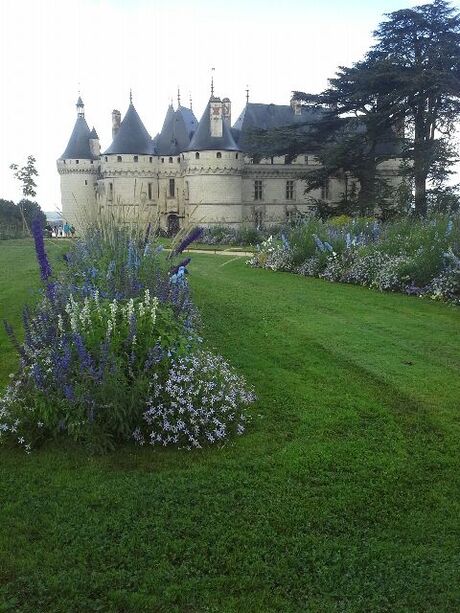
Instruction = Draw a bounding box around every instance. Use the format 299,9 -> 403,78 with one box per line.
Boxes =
117,156 -> 122,162
133,156 -> 138,162
195,152 -> 200,160
216,152 -> 222,159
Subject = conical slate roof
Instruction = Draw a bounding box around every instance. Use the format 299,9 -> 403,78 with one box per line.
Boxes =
90,127 -> 99,139
187,98 -> 240,152
156,105 -> 198,155
60,116 -> 97,160
103,103 -> 155,155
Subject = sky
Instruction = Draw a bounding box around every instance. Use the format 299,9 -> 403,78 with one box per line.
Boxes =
0,0 -> 458,211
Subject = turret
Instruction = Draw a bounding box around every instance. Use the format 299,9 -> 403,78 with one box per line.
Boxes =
56,96 -> 99,229
101,95 -> 157,210
184,94 -> 242,227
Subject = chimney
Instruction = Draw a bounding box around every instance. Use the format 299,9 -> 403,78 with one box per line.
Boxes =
290,96 -> 302,116
89,127 -> 100,157
209,98 -> 223,138
222,97 -> 231,127
112,109 -> 121,139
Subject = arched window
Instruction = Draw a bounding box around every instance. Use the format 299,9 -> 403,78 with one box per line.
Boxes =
169,157 -> 173,164
216,152 -> 222,159
195,152 -> 200,160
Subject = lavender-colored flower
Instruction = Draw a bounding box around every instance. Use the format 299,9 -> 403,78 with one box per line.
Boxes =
170,227 -> 203,257
32,216 -> 52,281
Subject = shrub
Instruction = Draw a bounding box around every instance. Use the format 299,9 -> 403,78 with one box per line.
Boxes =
1,221 -> 256,453
249,213 -> 460,305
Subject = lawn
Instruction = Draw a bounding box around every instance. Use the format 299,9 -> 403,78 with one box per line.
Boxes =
1,239 -> 459,612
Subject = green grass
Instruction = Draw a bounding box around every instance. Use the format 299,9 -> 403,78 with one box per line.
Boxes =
1,240 -> 460,612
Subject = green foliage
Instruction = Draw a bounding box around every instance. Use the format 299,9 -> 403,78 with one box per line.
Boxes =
0,198 -> 46,240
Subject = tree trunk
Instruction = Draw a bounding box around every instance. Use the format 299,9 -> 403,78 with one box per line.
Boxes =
414,166 -> 427,217
357,164 -> 377,215
413,107 -> 427,217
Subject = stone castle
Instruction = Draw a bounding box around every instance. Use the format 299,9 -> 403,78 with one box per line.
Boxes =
57,88 -> 401,233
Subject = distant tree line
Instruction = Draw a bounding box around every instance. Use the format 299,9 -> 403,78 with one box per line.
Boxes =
0,199 -> 46,239
247,0 -> 460,218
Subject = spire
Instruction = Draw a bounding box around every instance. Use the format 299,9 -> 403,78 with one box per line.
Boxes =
177,87 -> 181,107
246,85 -> 249,104
129,88 -> 133,105
189,92 -> 193,111
211,67 -> 215,97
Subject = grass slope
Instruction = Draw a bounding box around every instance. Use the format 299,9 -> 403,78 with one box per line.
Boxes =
0,241 -> 459,612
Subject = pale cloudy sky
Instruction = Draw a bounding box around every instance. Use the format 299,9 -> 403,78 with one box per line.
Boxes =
0,0 -> 458,210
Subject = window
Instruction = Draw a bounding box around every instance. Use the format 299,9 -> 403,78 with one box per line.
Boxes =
148,183 -> 153,200
254,180 -> 263,201
75,160 -> 79,164
133,156 -> 138,162
105,156 -> 108,162
84,180 -> 88,186
177,157 -> 180,163
108,182 -> 113,201
185,181 -> 189,200
161,157 -> 164,163
270,157 -> 274,165
90,160 -> 94,164
149,156 -> 153,163
305,155 -> 309,164
321,180 -> 330,200
169,157 -> 173,164
236,153 -> 239,159
169,178 -> 175,198
216,152 -> 222,159
195,152 -> 200,160
117,156 -> 122,162
286,180 -> 295,200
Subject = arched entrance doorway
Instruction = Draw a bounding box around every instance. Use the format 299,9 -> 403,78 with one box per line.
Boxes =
167,214 -> 180,236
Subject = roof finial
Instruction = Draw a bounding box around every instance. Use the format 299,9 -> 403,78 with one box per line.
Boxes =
129,88 -> 133,104
189,92 -> 193,111
211,67 -> 215,97
246,85 -> 249,104
177,87 -> 181,107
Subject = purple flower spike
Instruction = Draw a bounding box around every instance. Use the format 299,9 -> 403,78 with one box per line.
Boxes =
32,216 -> 52,281
171,227 -> 203,257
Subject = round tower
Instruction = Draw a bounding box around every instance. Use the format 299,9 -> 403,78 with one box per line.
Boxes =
99,98 -> 157,220
56,97 -> 99,229
184,96 -> 243,227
